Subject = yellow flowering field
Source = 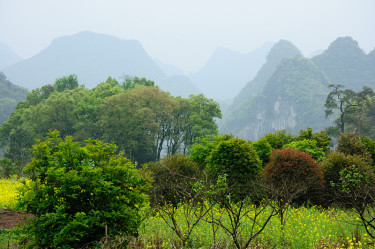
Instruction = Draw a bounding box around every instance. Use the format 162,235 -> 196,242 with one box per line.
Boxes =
137,204 -> 375,248
0,177 -> 24,209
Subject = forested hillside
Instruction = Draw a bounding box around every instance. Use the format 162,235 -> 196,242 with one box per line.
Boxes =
220,37 -> 375,140
221,57 -> 330,140
227,40 -> 303,112
312,37 -> 375,91
0,73 -> 27,124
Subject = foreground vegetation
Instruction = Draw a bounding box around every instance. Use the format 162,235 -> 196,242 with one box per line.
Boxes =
0,179 -> 374,248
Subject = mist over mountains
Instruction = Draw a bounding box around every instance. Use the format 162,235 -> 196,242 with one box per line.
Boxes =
0,42 -> 22,70
2,31 -> 165,90
190,42 -> 273,101
220,37 -> 375,140
1,32 -> 374,141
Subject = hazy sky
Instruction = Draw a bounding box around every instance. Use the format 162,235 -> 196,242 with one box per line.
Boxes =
1,0 -> 374,73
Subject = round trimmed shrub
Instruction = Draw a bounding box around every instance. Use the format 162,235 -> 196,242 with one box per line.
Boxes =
263,148 -> 324,204
206,137 -> 262,201
148,154 -> 202,207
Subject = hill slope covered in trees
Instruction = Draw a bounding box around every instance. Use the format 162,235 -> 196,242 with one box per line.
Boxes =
0,73 -> 27,125
312,36 -> 375,91
221,57 -> 330,140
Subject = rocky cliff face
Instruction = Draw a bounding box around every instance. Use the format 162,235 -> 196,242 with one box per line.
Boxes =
237,98 -> 298,140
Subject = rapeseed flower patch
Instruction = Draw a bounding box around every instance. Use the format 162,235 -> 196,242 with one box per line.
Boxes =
141,203 -> 375,248
0,177 -> 25,209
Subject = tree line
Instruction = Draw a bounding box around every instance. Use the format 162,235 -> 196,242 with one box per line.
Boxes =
0,74 -> 221,174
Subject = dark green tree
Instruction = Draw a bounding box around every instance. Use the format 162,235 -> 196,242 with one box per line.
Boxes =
99,86 -> 176,164
183,94 -> 222,150
251,139 -> 273,166
206,137 -> 262,201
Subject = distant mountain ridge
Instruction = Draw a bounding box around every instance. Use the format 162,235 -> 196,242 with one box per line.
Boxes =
190,42 -> 274,101
154,58 -> 185,77
0,42 -> 22,70
2,31 -> 166,89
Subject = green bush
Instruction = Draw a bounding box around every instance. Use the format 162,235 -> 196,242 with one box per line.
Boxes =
336,133 -> 372,164
322,151 -> 374,206
188,134 -> 233,169
18,130 -> 148,248
251,139 -> 273,166
261,129 -> 294,149
147,154 -> 202,207
361,136 -> 375,165
283,139 -> 326,161
295,127 -> 332,154
206,137 -> 262,201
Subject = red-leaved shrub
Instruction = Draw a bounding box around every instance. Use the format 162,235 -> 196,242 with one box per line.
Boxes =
263,148 -> 324,204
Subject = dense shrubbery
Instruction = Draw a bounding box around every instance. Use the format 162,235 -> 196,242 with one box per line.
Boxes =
17,130 -> 148,248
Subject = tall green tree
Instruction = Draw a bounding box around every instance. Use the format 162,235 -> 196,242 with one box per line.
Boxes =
325,84 -> 374,134
99,86 -> 177,164
183,94 -> 222,151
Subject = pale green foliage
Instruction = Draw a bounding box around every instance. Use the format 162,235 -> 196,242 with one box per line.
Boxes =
283,139 -> 326,161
